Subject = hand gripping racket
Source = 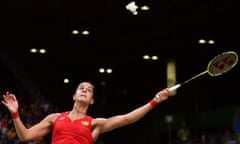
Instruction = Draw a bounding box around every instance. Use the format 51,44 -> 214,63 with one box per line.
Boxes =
168,51 -> 238,92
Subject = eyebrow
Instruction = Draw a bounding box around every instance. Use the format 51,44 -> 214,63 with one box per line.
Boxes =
79,85 -> 94,89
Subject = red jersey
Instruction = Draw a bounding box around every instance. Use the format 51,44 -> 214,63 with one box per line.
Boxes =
51,112 -> 94,144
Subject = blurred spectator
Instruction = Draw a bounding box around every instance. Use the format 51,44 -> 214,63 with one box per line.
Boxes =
0,114 -> 8,144
222,129 -> 236,144
177,121 -> 192,144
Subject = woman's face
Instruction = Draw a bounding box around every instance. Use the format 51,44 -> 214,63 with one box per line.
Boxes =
73,82 -> 95,104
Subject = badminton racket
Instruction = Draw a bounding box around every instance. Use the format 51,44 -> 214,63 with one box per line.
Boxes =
168,51 -> 238,92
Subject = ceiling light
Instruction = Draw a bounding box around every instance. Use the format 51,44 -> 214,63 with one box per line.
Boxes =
208,40 -> 215,44
99,68 -> 105,73
140,5 -> 150,11
82,30 -> 90,35
64,78 -> 70,84
39,49 -> 46,54
151,55 -> 158,60
72,30 -> 79,35
30,48 -> 37,53
198,39 -> 207,44
106,68 -> 112,74
143,55 -> 150,60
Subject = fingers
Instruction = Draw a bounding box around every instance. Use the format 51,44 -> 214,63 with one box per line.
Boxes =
2,94 -> 9,104
165,88 -> 170,94
2,94 -> 8,106
157,89 -> 169,96
1,100 -> 7,106
156,88 -> 170,101
2,92 -> 16,102
5,91 -> 15,97
1,91 -> 19,114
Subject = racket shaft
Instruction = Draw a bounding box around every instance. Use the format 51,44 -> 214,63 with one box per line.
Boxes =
168,71 -> 208,92
168,83 -> 181,92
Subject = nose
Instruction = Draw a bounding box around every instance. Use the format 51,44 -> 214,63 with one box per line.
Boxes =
81,88 -> 87,92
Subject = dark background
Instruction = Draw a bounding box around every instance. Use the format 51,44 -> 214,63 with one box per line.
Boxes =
0,0 -> 239,143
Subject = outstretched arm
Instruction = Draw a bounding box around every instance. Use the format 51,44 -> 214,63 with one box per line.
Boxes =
1,92 -> 55,141
92,88 -> 170,136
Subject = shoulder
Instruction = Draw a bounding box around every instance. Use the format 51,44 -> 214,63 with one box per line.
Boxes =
92,117 -> 107,126
44,113 -> 61,124
46,113 -> 61,118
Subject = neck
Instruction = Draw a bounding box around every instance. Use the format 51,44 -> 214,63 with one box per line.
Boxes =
70,102 -> 88,117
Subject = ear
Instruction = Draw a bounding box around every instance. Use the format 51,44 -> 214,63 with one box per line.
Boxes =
90,98 -> 94,105
73,94 -> 76,101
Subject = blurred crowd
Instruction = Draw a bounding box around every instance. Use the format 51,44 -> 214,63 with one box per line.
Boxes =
1,92 -> 240,144
0,92 -> 56,144
173,120 -> 240,144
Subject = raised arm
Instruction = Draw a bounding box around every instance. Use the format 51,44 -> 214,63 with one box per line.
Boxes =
92,88 -> 170,136
1,92 -> 56,141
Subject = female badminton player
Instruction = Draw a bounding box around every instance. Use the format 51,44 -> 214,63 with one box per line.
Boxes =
1,81 -> 170,144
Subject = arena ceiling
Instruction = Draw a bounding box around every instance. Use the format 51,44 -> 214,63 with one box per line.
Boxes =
0,0 -> 239,113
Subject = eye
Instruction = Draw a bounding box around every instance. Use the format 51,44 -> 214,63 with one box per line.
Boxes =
78,87 -> 84,90
86,88 -> 93,93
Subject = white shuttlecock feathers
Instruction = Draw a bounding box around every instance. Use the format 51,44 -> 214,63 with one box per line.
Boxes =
126,1 -> 139,15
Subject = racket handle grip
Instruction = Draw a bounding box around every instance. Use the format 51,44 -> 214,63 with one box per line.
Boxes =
168,83 -> 181,92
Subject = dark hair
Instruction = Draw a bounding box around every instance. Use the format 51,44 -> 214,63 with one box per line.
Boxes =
78,81 -> 96,96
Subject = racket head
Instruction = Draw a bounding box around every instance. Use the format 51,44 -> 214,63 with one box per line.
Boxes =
207,51 -> 238,76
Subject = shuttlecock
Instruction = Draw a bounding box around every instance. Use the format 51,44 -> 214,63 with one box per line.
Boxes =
126,1 -> 138,15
